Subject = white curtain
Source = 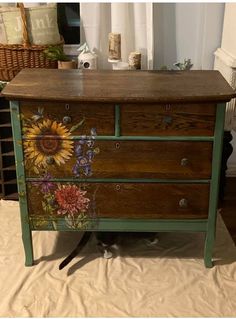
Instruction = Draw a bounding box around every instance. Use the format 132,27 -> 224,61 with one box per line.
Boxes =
154,3 -> 225,70
80,3 -> 154,70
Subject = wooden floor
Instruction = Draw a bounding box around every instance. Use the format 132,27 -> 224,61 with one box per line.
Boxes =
220,177 -> 236,245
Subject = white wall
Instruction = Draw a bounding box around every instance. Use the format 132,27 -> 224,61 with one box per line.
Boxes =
219,3 -> 236,174
222,4 -> 236,56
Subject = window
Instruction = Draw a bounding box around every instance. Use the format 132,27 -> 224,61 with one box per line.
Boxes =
57,3 -> 80,45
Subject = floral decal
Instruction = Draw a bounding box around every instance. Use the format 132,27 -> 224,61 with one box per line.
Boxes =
32,181 -> 94,229
55,185 -> 90,215
22,106 -> 100,230
24,119 -> 73,168
22,106 -> 99,177
32,172 -> 55,193
73,129 -> 100,177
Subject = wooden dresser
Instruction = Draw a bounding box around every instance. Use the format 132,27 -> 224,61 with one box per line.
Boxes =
2,69 -> 235,268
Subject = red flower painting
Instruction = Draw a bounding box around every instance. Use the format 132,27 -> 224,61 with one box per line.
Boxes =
55,185 -> 90,216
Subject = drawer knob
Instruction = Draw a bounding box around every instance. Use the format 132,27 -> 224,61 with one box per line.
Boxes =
163,115 -> 172,125
62,116 -> 72,124
115,142 -> 120,149
181,158 -> 189,166
46,156 -> 55,165
115,184 -> 121,191
179,198 -> 188,208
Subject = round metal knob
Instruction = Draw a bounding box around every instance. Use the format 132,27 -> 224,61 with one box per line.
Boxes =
46,156 -> 55,165
115,184 -> 121,191
163,115 -> 172,125
62,116 -> 72,124
181,158 -> 189,166
179,198 -> 188,208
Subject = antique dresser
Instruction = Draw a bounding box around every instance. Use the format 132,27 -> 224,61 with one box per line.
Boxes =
2,69 -> 235,268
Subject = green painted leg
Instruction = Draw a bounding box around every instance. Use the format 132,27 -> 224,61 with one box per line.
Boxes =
22,228 -> 34,266
204,231 -> 215,268
204,104 -> 226,268
10,101 -> 34,266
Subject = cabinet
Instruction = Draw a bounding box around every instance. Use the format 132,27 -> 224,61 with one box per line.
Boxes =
2,69 -> 235,267
0,94 -> 17,200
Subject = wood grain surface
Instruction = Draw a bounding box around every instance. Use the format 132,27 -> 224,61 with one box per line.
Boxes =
2,69 -> 236,103
21,101 -> 115,136
24,141 -> 213,179
27,182 -> 210,219
121,103 -> 216,136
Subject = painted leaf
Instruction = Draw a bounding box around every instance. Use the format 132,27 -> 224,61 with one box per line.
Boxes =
69,118 -> 85,133
33,166 -> 40,175
34,219 -> 49,229
52,221 -> 57,230
65,215 -> 73,227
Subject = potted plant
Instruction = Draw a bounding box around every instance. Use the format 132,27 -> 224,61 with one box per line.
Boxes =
0,82 -> 6,94
43,46 -> 76,69
160,59 -> 193,71
173,59 -> 193,70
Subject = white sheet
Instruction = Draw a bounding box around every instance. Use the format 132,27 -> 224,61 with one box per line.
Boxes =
0,199 -> 236,317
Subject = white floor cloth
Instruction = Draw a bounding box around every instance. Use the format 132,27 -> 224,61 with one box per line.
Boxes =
0,199 -> 236,317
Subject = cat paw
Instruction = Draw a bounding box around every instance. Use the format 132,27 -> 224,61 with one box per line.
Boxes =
145,237 -> 159,246
103,249 -> 113,259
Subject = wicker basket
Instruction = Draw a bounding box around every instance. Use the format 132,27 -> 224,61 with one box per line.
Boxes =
0,3 -> 63,81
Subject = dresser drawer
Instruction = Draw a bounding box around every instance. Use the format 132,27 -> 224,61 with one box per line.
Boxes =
23,140 -> 212,179
27,182 -> 209,222
20,101 -> 115,136
121,103 -> 216,136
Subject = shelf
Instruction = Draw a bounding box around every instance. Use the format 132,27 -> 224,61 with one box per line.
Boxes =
3,179 -> 17,185
0,96 -> 17,201
2,165 -> 16,171
0,137 -> 13,142
0,178 -> 16,184
4,192 -> 18,200
0,123 -> 12,128
2,151 -> 15,156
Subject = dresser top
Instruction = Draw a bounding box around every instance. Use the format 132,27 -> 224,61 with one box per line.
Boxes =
2,69 -> 236,103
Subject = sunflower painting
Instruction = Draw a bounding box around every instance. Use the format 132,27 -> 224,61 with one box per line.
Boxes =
24,119 -> 73,168
22,108 -> 99,176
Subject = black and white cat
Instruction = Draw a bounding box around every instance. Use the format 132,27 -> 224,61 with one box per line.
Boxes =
59,232 -> 159,270
96,232 -> 159,258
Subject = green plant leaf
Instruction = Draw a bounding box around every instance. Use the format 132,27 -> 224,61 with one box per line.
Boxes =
43,45 -> 69,61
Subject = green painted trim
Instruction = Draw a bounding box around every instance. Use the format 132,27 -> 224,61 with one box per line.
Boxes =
204,103 -> 226,268
115,104 -> 120,137
30,217 -> 208,232
26,177 -> 211,184
22,135 -> 214,142
10,100 -> 34,266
